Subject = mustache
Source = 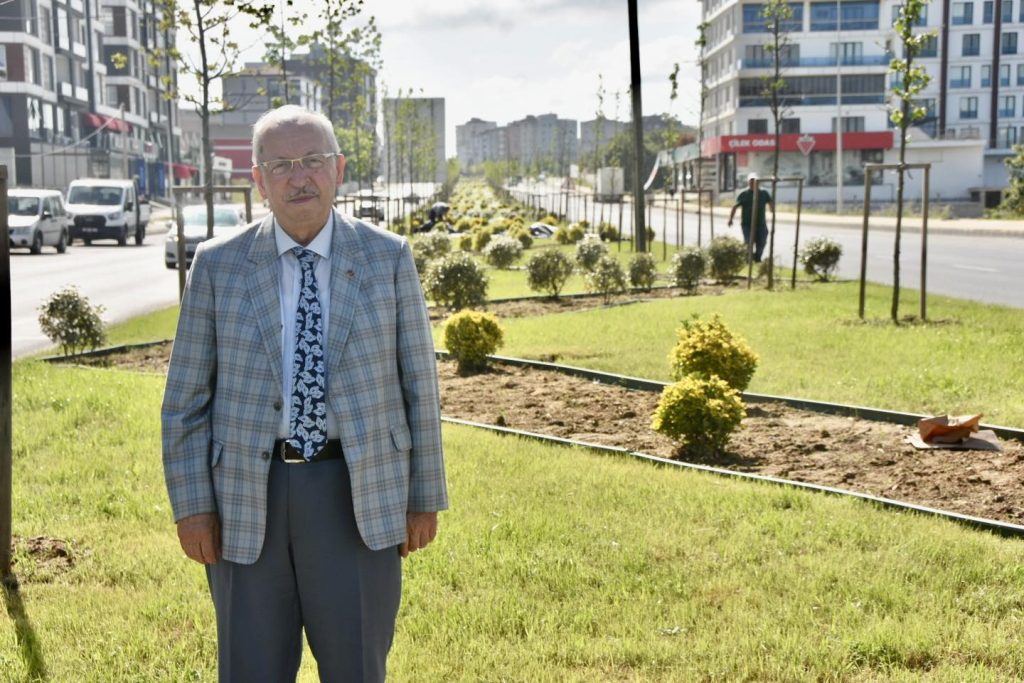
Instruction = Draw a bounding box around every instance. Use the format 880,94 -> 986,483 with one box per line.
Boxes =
288,188 -> 319,200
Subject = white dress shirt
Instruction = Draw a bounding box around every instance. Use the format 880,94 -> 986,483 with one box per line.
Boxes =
274,214 -> 339,439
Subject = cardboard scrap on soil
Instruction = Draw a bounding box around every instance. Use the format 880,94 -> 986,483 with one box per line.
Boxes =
906,414 -> 1003,452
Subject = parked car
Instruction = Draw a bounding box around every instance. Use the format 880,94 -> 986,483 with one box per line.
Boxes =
529,222 -> 556,238
7,189 -> 70,254
66,178 -> 150,246
165,204 -> 247,269
354,189 -> 385,223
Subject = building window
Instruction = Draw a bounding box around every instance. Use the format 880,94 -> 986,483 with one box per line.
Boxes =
951,65 -> 972,88
963,33 -> 981,56
27,98 -> 42,139
1018,63 -> 1024,85
780,118 -> 801,133
919,35 -> 938,57
832,116 -> 866,132
952,2 -> 974,23
1001,63 -> 1011,85
830,41 -> 863,64
811,0 -> 880,30
997,126 -> 1018,147
891,4 -> 927,25
742,3 -> 804,33
999,95 -> 1016,117
1003,33 -> 1018,54
56,8 -> 69,50
1003,0 -> 1014,22
748,119 -> 768,133
960,96 -> 979,119
0,48 -> 6,81
41,55 -> 53,90
984,1 -> 993,22
982,64 -> 992,86
22,46 -> 39,86
40,7 -> 51,45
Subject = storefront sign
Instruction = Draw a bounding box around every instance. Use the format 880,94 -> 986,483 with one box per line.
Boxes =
702,131 -> 893,156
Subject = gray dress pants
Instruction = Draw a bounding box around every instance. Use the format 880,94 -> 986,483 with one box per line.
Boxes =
206,457 -> 402,683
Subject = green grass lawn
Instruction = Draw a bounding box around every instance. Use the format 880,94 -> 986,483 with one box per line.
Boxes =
5,362 -> 1024,681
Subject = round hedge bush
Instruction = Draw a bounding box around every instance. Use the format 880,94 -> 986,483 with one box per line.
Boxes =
526,249 -> 575,298
671,246 -> 706,292
423,252 -> 489,311
574,233 -> 608,272
651,375 -> 745,456
482,234 -> 523,269
707,236 -> 748,282
669,314 -> 759,392
628,252 -> 658,292
443,310 -> 504,374
800,236 -> 843,281
585,255 -> 627,302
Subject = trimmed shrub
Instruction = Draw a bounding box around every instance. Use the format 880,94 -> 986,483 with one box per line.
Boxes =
800,237 -> 843,281
453,216 -> 474,233
554,224 -> 585,245
423,252 -> 489,311
483,234 -> 523,269
457,234 -> 474,251
671,246 -> 706,293
628,252 -> 658,292
472,227 -> 494,252
443,310 -> 504,374
417,231 -> 451,260
585,255 -> 627,302
669,314 -> 759,392
707,236 -> 747,282
574,233 -> 608,272
510,227 -> 534,250
526,249 -> 575,298
540,214 -> 560,226
598,222 -> 620,242
38,285 -> 106,356
651,375 -> 746,456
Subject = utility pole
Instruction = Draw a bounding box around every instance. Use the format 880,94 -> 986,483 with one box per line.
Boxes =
627,0 -> 647,252
0,165 -> 12,584
120,103 -> 129,179
836,1 -> 844,212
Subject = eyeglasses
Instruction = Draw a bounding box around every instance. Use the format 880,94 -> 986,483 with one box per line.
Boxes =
257,153 -> 338,177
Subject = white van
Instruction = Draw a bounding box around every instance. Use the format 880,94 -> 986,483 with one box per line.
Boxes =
7,189 -> 70,254
66,178 -> 150,246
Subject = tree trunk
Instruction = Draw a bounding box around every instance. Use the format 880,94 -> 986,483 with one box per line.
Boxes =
195,0 -> 214,240
892,60 -> 912,323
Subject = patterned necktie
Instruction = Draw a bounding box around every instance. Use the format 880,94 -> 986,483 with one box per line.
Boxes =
288,247 -> 327,461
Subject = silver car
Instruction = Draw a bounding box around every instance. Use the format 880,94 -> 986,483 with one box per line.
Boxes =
165,204 -> 248,269
8,189 -> 70,254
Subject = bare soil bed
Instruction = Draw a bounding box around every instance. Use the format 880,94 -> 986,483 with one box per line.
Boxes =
69,291 -> 1024,527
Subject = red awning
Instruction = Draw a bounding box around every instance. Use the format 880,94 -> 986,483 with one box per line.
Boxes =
80,112 -> 133,133
173,163 -> 197,180
81,112 -> 105,128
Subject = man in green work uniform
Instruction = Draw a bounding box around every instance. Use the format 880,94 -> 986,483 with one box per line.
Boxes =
727,172 -> 773,262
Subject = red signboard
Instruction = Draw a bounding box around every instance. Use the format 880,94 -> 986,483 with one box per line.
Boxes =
702,131 -> 893,156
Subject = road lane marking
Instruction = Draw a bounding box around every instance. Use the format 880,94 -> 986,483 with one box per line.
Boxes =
952,264 -> 999,273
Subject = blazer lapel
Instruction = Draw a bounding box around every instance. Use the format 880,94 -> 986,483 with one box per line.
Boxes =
327,210 -> 364,368
246,215 -> 284,391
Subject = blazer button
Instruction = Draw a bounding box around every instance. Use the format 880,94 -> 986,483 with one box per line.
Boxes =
273,399 -> 282,411
262,451 -> 270,461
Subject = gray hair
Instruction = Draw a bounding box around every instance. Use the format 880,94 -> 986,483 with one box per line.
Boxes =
251,105 -> 339,165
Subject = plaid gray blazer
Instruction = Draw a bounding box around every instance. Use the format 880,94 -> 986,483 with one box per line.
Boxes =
161,211 -> 447,564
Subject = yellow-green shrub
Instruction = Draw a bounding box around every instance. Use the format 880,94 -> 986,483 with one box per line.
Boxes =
669,315 -> 758,392
651,375 -> 745,456
443,310 -> 504,374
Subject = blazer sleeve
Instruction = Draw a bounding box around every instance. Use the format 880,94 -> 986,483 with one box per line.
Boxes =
161,243 -> 219,522
393,238 -> 448,513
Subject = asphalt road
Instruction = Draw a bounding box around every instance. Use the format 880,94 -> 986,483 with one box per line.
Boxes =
10,227 -> 182,358
520,189 -> 1024,310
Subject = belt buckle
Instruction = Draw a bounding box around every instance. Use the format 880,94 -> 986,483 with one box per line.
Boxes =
279,440 -> 306,464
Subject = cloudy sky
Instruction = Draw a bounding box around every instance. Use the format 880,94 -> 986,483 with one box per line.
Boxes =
184,0 -> 703,156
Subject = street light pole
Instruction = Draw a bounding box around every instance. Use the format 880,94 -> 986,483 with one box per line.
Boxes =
627,0 -> 647,252
836,0 -> 844,212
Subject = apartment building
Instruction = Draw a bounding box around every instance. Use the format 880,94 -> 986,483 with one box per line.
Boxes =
579,117 -> 630,162
381,96 -> 446,185
455,117 -> 496,169
0,0 -> 182,195
694,0 -> 1018,204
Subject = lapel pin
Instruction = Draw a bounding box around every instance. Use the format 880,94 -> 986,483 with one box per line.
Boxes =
346,270 -> 355,278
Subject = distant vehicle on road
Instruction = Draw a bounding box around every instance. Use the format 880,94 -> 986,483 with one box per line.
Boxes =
7,189 -> 70,254
66,178 -> 150,246
353,189 -> 385,223
529,222 -> 556,238
165,204 -> 247,269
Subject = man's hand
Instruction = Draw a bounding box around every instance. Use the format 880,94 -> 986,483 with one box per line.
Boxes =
727,219 -> 733,227
177,512 -> 221,564
400,511 -> 438,558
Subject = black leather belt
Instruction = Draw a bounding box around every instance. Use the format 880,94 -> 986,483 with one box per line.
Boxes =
273,439 -> 343,463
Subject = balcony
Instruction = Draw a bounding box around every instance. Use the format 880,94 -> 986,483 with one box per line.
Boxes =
960,111 -> 979,120
951,15 -> 973,25
950,78 -> 972,88
742,54 -> 890,68
998,108 -> 1016,118
738,94 -> 885,107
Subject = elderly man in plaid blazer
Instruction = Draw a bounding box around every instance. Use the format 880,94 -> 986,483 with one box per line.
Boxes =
161,105 -> 447,683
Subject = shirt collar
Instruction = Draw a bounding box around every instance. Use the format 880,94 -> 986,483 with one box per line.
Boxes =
274,212 -> 334,260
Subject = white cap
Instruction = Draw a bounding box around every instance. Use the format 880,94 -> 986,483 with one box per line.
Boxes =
747,172 -> 759,181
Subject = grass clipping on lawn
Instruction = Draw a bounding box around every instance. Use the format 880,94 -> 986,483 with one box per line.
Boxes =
5,361 -> 1024,681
